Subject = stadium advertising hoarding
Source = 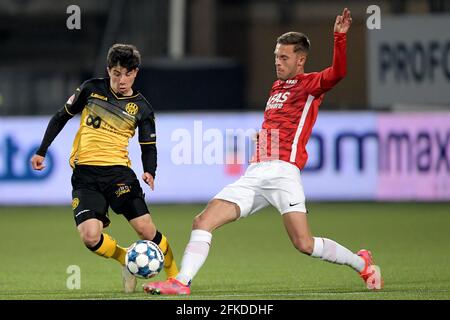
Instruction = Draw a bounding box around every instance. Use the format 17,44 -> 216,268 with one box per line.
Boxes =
0,112 -> 449,205
377,113 -> 450,200
367,15 -> 450,108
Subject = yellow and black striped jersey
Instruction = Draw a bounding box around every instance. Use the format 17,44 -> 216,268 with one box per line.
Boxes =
65,78 -> 156,168
36,78 -> 157,176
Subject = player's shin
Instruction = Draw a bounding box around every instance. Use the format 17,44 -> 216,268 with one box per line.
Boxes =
311,237 -> 365,272
88,233 -> 126,265
175,229 -> 212,286
151,231 -> 179,279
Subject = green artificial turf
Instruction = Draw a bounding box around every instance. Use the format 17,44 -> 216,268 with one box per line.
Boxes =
0,202 -> 449,300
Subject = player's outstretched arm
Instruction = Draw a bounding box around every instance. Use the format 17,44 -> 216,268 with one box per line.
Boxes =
334,8 -> 352,33
30,82 -> 88,171
312,8 -> 351,94
30,107 -> 73,171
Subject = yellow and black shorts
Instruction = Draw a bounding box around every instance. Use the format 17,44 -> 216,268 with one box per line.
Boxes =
71,165 -> 149,227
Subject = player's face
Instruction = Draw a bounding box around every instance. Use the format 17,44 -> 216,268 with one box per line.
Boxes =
108,65 -> 138,96
274,44 -> 306,80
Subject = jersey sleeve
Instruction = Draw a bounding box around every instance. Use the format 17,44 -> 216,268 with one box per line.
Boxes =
35,80 -> 91,157
64,80 -> 91,116
138,106 -> 157,177
138,107 -> 157,144
305,32 -> 347,97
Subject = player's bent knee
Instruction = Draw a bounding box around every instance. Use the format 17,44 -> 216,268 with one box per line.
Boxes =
79,228 -> 102,248
136,224 -> 157,240
77,219 -> 102,247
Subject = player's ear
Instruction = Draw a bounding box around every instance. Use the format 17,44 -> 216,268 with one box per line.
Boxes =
297,55 -> 306,67
106,67 -> 111,76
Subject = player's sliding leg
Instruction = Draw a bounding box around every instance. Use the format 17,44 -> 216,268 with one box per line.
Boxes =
174,229 -> 212,286
283,211 -> 383,290
144,199 -> 239,295
312,237 -> 384,289
354,249 -> 383,290
128,213 -> 179,280
142,229 -> 211,295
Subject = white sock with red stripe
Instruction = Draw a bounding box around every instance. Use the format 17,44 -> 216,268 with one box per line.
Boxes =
311,237 -> 365,272
175,229 -> 212,286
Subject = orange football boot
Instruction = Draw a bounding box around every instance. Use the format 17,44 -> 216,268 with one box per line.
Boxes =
358,249 -> 384,290
143,278 -> 191,295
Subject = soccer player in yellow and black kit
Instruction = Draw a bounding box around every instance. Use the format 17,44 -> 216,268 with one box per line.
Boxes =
30,44 -> 178,293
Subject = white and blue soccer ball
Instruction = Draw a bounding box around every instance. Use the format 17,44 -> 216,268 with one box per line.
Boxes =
125,240 -> 164,279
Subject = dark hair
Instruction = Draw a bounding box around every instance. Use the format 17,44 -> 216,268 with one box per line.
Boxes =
107,44 -> 141,70
277,32 -> 310,53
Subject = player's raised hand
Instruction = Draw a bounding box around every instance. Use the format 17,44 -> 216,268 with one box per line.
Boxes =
31,154 -> 46,170
142,172 -> 155,190
334,8 -> 352,33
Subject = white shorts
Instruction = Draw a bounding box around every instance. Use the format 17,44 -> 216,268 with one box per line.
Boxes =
214,160 -> 307,218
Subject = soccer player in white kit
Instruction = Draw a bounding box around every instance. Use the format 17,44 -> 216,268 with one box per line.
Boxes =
144,8 -> 383,295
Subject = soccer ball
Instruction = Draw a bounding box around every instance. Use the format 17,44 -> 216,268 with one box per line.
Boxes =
125,240 -> 164,279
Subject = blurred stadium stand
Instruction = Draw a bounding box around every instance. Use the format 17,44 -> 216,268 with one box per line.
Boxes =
135,58 -> 244,111
0,0 -> 449,115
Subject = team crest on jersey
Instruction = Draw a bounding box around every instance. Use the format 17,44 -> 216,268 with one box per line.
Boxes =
72,198 -> 80,210
125,103 -> 139,115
